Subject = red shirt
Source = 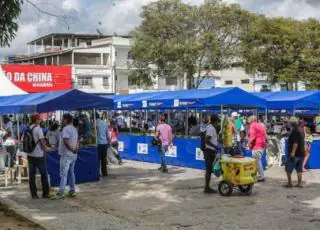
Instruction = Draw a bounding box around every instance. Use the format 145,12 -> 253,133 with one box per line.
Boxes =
248,121 -> 266,150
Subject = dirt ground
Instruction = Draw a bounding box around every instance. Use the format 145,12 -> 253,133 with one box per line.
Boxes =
0,161 -> 320,230
0,203 -> 44,230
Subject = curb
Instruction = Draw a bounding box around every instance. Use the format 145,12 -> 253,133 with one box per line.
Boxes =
0,196 -> 47,229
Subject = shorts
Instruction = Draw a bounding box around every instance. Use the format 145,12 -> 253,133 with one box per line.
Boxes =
285,157 -> 304,173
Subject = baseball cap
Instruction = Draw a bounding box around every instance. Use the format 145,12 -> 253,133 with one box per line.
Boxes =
31,113 -> 41,121
231,112 -> 239,117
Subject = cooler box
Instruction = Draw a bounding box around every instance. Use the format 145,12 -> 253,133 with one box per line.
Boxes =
220,156 -> 257,185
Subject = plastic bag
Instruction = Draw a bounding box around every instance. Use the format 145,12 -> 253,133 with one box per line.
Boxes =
107,146 -> 119,165
212,159 -> 222,177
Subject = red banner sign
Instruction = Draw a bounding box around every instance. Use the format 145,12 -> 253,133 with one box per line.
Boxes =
1,64 -> 72,93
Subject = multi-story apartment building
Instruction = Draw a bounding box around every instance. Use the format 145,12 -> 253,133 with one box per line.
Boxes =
11,33 -> 184,94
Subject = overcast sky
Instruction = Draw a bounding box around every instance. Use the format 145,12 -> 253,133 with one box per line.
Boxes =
1,0 -> 319,57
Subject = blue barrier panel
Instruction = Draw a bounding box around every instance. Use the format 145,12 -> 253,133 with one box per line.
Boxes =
46,147 -> 99,187
284,139 -> 320,169
119,134 -> 206,170
307,140 -> 320,169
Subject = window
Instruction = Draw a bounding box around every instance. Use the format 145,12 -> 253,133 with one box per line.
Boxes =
280,84 -> 288,91
103,77 -> 110,87
225,80 -> 233,85
260,85 -> 271,92
166,77 -> 178,86
127,51 -> 134,60
241,79 -> 250,84
78,76 -> 93,88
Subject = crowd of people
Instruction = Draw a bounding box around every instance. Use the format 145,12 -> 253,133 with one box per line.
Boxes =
0,109 -> 313,199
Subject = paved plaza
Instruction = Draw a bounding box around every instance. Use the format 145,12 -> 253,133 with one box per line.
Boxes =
0,161 -> 319,230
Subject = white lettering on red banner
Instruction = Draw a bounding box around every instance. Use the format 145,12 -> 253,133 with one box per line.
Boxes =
1,65 -> 72,93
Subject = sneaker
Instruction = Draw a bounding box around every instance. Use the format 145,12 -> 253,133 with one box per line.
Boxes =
257,178 -> 266,182
204,188 -> 217,194
68,191 -> 77,198
161,168 -> 169,173
158,166 -> 163,171
50,193 -> 65,200
42,194 -> 54,199
32,195 -> 39,199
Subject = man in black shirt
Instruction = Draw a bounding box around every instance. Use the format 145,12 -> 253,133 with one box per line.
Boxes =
285,117 -> 305,188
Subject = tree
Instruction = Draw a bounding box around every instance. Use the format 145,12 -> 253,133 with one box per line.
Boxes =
0,0 -> 74,48
130,0 -> 252,89
129,0 -> 195,88
242,16 -> 320,90
0,0 -> 23,47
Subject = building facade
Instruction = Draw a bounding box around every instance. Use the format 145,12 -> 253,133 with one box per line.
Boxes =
12,33 -> 184,94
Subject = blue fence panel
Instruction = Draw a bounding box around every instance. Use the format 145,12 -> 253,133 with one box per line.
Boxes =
47,147 -> 99,187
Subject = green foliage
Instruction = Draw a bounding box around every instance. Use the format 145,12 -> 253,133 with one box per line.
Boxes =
0,0 -> 23,47
130,0 -> 252,89
242,16 -> 320,89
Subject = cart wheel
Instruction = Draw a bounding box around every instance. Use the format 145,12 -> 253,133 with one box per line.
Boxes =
238,184 -> 253,195
218,181 -> 233,196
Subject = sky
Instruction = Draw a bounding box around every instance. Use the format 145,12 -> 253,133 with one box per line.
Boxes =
1,0 -> 320,56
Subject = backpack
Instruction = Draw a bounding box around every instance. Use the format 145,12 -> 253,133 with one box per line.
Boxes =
22,126 -> 38,154
200,131 -> 206,152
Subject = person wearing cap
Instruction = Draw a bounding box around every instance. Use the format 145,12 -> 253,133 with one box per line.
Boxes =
155,115 -> 173,173
56,114 -> 79,198
285,117 -> 305,188
28,113 -> 50,199
248,115 -> 267,182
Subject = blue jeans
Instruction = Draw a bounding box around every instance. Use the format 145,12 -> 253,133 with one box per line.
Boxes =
160,145 -> 168,169
59,155 -> 76,195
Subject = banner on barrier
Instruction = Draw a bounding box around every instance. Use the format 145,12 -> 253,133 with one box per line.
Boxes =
118,141 -> 124,152
165,145 -> 177,158
195,148 -> 204,161
137,143 -> 148,154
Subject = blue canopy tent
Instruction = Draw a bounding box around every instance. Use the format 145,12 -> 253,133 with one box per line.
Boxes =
104,91 -> 165,110
253,91 -> 320,110
0,89 -> 114,186
0,89 -> 114,114
106,87 -> 266,110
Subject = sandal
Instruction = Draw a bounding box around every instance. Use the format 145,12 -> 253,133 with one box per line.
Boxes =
283,183 -> 293,188
295,184 -> 304,188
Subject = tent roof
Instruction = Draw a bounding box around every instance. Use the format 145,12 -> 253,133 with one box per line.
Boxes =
106,87 -> 266,109
0,89 -> 113,114
253,91 -> 320,109
0,66 -> 27,96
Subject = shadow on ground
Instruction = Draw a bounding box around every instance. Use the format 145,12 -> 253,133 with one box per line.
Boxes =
1,162 -> 319,230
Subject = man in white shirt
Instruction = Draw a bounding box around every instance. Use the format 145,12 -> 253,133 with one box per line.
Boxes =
204,115 -> 219,194
56,114 -> 79,199
28,114 -> 50,199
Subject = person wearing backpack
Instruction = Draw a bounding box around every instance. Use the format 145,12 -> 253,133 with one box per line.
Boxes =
204,115 -> 219,194
26,114 -> 50,199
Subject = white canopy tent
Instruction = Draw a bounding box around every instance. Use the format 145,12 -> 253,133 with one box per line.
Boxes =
0,66 -> 27,96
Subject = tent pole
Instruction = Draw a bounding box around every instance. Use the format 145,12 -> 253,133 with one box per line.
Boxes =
265,108 -> 268,124
185,109 -> 189,136
220,105 -> 223,132
129,110 -> 132,134
93,109 -> 97,145
16,114 -> 20,142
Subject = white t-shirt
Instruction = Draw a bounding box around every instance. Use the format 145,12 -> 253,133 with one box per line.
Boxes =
116,115 -> 124,127
46,130 -> 60,147
59,124 -> 78,158
30,125 -> 44,158
205,124 -> 218,151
